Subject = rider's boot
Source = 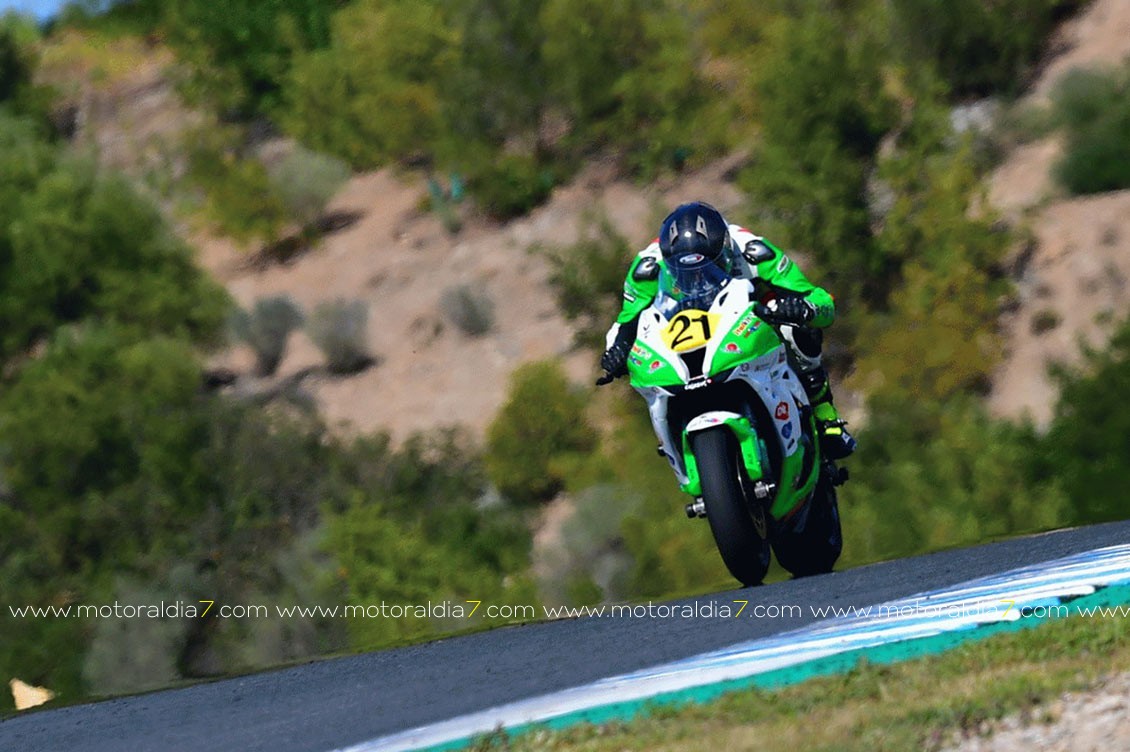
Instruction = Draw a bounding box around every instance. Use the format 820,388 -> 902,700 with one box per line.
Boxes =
800,367 -> 856,460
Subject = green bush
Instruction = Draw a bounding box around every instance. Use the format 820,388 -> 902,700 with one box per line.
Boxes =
485,360 -> 597,505
182,125 -> 289,243
1042,318 -> 1130,524
541,213 -> 636,351
284,1 -> 457,168
0,120 -> 231,359
891,0 -> 1084,97
120,0 -> 338,116
1052,65 -> 1130,195
307,298 -> 372,373
738,6 -> 897,302
468,153 -> 556,220
839,395 -> 1069,566
230,295 -> 305,376
441,283 -> 495,337
0,19 -> 52,126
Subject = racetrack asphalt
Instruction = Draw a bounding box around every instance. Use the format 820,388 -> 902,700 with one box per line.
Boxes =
3,519 -> 1129,752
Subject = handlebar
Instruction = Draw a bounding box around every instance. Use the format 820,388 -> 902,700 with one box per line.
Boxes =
595,371 -> 619,386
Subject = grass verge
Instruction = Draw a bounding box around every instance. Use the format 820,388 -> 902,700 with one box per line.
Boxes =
467,608 -> 1130,751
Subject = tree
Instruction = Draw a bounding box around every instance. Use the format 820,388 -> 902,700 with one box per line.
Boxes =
0,125 -> 230,359
284,0 -> 457,167
738,4 -> 898,302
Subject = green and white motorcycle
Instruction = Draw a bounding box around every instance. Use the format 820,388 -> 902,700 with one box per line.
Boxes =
616,254 -> 844,586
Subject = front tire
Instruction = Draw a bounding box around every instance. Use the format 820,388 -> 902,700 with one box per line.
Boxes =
691,427 -> 771,586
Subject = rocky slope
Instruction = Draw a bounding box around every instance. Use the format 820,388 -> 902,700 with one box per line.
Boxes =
985,0 -> 1130,429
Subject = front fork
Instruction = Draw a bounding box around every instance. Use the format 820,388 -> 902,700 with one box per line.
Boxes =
679,412 -> 768,498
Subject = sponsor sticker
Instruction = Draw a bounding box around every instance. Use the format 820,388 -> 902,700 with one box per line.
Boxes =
725,342 -> 740,353
679,253 -> 705,264
733,310 -> 760,338
775,401 -> 790,421
649,360 -> 662,372
781,422 -> 793,439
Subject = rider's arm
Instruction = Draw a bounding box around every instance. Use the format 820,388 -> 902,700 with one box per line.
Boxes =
614,245 -> 662,324
733,232 -> 835,329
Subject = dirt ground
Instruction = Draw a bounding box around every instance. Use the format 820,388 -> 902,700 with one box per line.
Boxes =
944,671 -> 1130,752
984,0 -> 1130,429
200,156 -> 746,440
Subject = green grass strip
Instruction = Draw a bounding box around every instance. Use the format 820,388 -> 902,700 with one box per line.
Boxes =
423,584 -> 1130,751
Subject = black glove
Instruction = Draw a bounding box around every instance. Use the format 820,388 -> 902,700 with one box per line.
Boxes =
596,318 -> 639,385
598,340 -> 630,384
756,294 -> 816,326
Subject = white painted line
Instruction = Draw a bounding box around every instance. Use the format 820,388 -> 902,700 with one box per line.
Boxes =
338,543 -> 1130,752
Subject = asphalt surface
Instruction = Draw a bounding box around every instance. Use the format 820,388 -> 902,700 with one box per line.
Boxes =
3,520 -> 1129,752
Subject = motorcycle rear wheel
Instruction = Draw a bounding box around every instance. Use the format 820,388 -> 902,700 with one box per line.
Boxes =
771,473 -> 842,577
691,426 -> 771,587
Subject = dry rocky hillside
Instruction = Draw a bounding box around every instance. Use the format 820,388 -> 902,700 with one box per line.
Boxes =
48,0 -> 1130,444
985,0 -> 1130,429
200,157 -> 745,440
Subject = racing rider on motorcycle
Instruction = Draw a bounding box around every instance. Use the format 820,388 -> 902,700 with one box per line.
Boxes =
598,201 -> 856,460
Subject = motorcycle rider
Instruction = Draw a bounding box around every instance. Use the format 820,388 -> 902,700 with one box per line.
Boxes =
598,201 -> 856,460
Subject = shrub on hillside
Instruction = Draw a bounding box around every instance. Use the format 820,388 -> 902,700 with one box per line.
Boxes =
230,295 -> 305,376
1042,317 -> 1130,524
441,283 -> 495,337
739,6 -> 897,304
266,145 -> 351,228
283,2 -> 456,168
891,0 -> 1085,97
468,153 -> 555,220
307,298 -> 372,374
1051,65 -> 1130,195
183,125 -> 289,243
541,213 -> 636,351
0,115 -> 231,359
839,395 -> 1069,565
485,360 -> 597,506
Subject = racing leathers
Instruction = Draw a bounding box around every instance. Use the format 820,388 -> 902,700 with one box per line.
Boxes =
601,225 -> 856,460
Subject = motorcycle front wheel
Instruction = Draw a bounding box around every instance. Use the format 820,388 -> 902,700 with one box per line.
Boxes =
691,426 -> 771,587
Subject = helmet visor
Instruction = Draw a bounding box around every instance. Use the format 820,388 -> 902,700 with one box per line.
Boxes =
656,252 -> 731,318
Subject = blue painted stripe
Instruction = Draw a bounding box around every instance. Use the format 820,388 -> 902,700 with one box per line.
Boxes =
337,543 -> 1130,752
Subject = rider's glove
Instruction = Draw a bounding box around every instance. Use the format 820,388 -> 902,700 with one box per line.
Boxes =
600,340 -> 631,379
597,318 -> 639,385
764,294 -> 816,326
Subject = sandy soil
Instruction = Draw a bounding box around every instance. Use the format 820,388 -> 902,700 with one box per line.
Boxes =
201,156 -> 747,440
944,672 -> 1130,752
985,0 -> 1130,429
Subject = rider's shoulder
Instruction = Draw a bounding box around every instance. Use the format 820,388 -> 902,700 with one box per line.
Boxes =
638,239 -> 662,259
727,225 -> 778,264
630,242 -> 662,282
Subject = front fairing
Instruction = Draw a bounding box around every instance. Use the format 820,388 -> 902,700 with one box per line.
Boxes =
628,262 -> 781,390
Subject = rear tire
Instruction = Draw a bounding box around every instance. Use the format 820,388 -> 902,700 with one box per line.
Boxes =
691,427 -> 771,587
771,474 -> 842,577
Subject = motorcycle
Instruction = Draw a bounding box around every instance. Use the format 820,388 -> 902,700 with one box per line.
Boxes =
604,253 -> 845,586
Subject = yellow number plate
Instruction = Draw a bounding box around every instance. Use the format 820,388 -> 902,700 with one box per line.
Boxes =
662,310 -> 720,353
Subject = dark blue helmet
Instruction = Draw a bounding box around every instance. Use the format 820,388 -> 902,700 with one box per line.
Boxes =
657,202 -> 733,272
